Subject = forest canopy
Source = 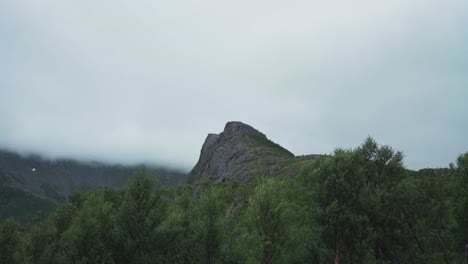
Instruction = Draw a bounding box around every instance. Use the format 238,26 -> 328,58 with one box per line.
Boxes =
0,138 -> 467,264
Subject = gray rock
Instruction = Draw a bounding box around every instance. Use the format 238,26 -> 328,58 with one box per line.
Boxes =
188,121 -> 317,183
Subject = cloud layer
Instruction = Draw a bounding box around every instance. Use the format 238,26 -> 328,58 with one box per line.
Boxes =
1,0 -> 467,170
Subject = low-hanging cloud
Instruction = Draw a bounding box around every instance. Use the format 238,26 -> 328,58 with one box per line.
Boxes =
1,0 -> 467,170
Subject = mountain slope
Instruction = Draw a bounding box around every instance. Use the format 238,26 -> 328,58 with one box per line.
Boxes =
0,149 -> 187,222
188,121 -> 320,183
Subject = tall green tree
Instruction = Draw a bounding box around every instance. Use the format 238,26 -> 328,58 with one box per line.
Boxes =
242,178 -> 295,264
60,193 -> 115,263
306,149 -> 373,264
0,219 -> 22,264
192,185 -> 230,264
358,137 -> 408,263
162,185 -> 198,263
115,171 -> 167,264
455,153 -> 468,262
25,219 -> 55,264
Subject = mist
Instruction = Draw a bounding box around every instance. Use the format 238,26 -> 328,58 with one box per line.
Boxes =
1,0 -> 467,170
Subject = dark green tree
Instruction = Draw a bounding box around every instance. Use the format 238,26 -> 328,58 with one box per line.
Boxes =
192,185 -> 230,264
114,171 -> 167,263
307,149 -> 373,263
60,193 -> 115,263
0,219 -> 22,264
242,178 -> 295,264
455,153 -> 468,262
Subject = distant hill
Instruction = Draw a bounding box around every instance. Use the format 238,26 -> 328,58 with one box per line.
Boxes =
0,150 -> 186,222
188,121 -> 322,183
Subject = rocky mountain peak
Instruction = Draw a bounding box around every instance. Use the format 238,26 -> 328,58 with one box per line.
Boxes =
188,121 -> 305,183
222,121 -> 265,138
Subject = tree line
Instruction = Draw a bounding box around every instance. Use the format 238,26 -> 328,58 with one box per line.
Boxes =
1,138 -> 467,263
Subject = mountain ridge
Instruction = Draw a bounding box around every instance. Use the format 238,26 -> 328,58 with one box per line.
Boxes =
0,149 -> 186,222
188,121 -> 319,183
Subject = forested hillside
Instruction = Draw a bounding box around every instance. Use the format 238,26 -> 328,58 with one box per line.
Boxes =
1,138 -> 466,263
0,150 -> 186,222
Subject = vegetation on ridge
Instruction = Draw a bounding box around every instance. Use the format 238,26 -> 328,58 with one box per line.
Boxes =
247,134 -> 294,157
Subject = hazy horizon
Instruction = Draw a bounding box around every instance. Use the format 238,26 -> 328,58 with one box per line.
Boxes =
1,0 -> 467,170
0,119 -> 465,171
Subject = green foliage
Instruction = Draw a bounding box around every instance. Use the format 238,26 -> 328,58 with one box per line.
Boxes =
193,185 -> 230,263
0,187 -> 57,223
242,178 -> 297,264
24,219 -> 56,264
248,134 -> 294,157
0,139 -> 467,263
114,170 -> 169,263
301,149 -> 374,263
0,219 -> 23,264
40,183 -> 65,202
455,152 -> 468,262
61,193 -> 115,263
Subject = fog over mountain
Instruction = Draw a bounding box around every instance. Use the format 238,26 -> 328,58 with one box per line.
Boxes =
1,0 -> 467,170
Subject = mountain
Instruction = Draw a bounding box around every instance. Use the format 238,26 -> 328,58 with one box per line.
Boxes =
188,121 -> 320,183
1,121 -> 317,222
0,149 -> 186,222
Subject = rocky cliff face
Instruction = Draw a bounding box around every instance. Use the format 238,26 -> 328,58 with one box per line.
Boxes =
188,121 -> 318,183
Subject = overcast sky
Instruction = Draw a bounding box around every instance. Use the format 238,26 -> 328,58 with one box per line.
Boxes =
1,0 -> 467,170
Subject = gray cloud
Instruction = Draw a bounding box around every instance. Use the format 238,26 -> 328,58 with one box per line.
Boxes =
1,0 -> 467,170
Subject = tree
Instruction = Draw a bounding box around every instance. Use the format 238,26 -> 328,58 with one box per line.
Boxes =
25,219 -> 55,264
455,153 -> 468,262
115,170 -> 167,263
307,149 -> 373,264
242,178 -> 293,264
358,137 -> 408,263
300,138 -> 408,263
61,193 -> 115,263
191,184 -> 230,264
0,219 -> 22,264
161,185 -> 198,263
